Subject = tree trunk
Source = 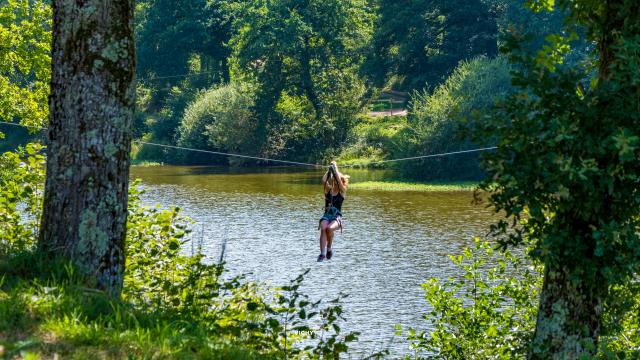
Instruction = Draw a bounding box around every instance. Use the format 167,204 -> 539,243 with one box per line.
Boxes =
39,0 -> 136,297
529,263 -> 604,359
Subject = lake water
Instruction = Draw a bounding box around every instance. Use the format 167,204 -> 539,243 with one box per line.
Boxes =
129,166 -> 494,357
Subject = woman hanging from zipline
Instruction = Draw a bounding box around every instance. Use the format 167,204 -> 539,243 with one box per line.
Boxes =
318,161 -> 349,262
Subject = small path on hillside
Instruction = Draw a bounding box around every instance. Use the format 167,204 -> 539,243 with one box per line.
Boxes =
367,90 -> 408,117
368,109 -> 408,117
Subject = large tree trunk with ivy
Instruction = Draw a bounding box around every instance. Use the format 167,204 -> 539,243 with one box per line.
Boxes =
39,0 -> 135,297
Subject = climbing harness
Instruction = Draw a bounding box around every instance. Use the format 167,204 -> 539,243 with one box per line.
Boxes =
318,169 -> 344,235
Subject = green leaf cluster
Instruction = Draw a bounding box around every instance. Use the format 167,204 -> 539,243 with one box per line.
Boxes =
405,240 -> 542,359
0,0 -> 50,131
0,143 -> 45,254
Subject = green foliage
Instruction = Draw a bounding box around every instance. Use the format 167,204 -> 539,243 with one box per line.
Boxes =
133,83 -> 204,163
0,143 -> 45,254
177,82 -> 257,165
131,0 -> 235,164
125,183 -> 256,326
0,0 -> 50,131
136,0 -> 230,99
229,0 -> 373,160
599,282 -> 640,358
470,0 -> 640,356
474,0 -> 640,293
241,270 -> 367,359
365,0 -> 498,91
489,0 -> 575,53
405,240 -> 541,358
394,56 -> 512,180
338,114 -> 407,165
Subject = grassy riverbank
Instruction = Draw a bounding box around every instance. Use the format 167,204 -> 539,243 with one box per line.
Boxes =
0,254 -> 267,360
130,159 -> 165,167
350,181 -> 477,192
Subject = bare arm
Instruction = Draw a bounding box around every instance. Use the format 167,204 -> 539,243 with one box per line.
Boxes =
331,162 -> 347,194
322,168 -> 331,193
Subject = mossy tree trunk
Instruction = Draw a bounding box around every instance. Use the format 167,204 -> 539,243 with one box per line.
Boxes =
39,0 -> 135,297
529,262 -> 604,358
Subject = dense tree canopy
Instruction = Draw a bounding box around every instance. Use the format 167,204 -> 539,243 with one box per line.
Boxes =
472,0 -> 640,357
136,0 -> 231,91
365,0 -> 498,91
228,0 -> 374,158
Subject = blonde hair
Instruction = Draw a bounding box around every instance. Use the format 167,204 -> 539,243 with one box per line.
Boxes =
340,174 -> 350,187
331,172 -> 349,188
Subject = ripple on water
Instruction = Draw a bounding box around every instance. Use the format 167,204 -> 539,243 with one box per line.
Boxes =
130,166 -> 493,357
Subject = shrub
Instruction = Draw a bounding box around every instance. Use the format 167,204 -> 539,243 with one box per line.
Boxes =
339,114 -> 408,166
394,56 -> 512,180
177,82 -> 256,165
403,240 -> 542,359
0,143 -> 45,255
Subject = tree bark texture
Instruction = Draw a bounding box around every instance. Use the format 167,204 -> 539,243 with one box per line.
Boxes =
39,0 -> 135,297
529,264 -> 604,359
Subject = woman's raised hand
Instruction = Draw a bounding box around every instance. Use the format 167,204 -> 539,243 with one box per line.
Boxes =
329,163 -> 338,176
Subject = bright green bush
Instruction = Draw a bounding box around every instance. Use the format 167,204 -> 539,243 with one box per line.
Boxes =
177,82 -> 256,165
339,114 -> 408,166
0,143 -> 45,254
405,239 -> 640,359
394,56 -> 512,180
404,240 -> 542,359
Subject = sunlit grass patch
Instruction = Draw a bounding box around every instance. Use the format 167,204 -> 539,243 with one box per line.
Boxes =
130,160 -> 164,167
349,181 -> 476,192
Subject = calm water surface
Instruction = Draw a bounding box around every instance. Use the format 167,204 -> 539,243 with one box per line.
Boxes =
129,166 -> 493,357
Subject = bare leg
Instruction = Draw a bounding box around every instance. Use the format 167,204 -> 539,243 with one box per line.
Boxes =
326,219 -> 341,256
319,220 -> 329,256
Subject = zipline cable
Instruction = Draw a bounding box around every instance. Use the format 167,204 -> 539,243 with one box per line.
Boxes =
138,71 -> 216,82
0,120 -> 496,168
0,120 -> 322,168
341,147 -> 497,168
137,141 -> 323,167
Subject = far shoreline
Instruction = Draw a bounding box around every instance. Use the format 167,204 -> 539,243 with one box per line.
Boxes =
348,181 -> 477,192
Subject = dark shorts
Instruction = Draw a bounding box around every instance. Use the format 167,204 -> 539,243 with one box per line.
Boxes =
320,213 -> 341,223
319,209 -> 343,234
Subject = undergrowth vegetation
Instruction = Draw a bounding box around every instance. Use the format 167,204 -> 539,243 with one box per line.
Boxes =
405,240 -> 639,359
0,144 -> 367,359
405,240 -> 542,358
